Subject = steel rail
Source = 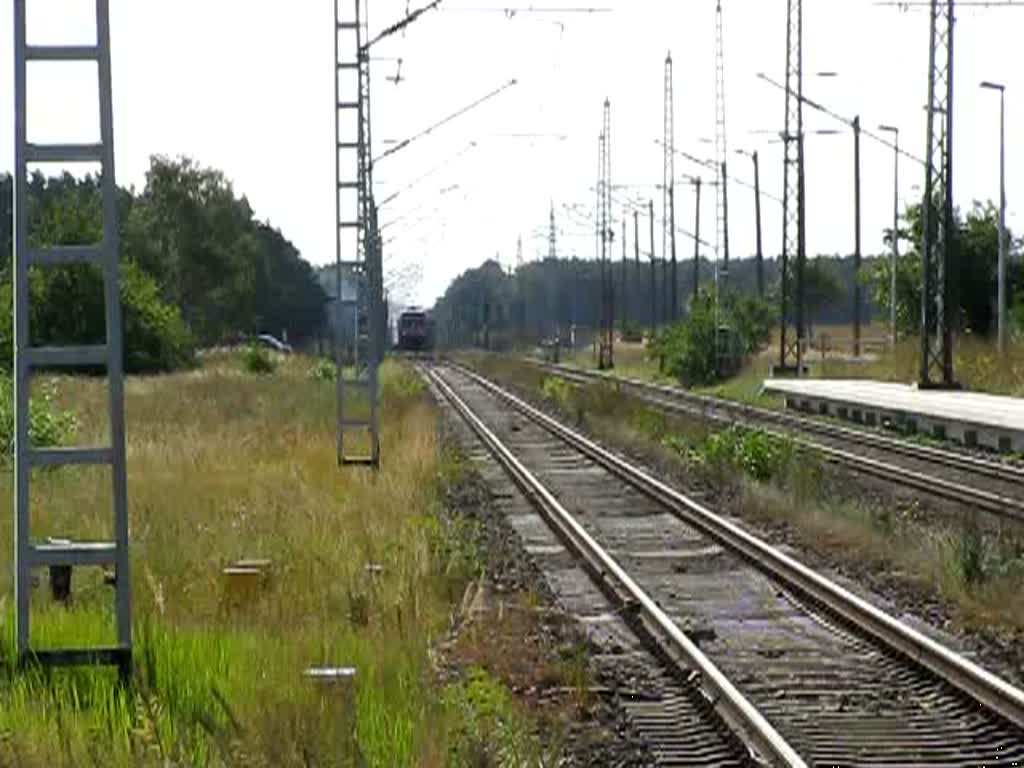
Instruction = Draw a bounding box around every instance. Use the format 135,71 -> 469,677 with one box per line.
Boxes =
531,360 -> 1024,519
426,365 -> 806,767
451,362 -> 1024,733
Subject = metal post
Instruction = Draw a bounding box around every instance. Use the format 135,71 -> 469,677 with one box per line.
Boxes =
853,115 -> 862,358
982,82 -> 1008,354
694,177 -> 702,303
649,200 -> 657,334
663,51 -> 674,326
879,125 -> 900,348
753,152 -> 764,297
670,186 -> 678,322
721,160 -> 731,290
633,209 -> 640,330
621,216 -> 627,333
13,0 -> 29,659
796,133 -> 808,372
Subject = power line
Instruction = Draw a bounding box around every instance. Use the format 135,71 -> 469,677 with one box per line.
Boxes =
374,78 -> 517,164
756,72 -> 927,166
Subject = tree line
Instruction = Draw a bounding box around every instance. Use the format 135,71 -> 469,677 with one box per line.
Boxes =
434,200 -> 1019,353
0,157 -> 328,372
433,252 -> 867,348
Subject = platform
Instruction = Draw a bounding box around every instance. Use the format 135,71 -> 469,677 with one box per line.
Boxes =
762,378 -> 1024,453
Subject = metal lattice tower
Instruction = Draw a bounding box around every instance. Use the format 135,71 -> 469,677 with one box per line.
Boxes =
779,0 -> 806,372
662,52 -> 674,327
598,100 -> 615,370
919,0 -> 956,387
549,201 -> 557,261
714,0 -> 730,291
13,0 -> 132,675
335,0 -> 382,466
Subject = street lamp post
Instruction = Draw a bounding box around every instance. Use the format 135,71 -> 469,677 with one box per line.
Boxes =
879,124 -> 900,349
853,116 -> 862,358
981,81 -> 1008,355
736,148 -> 764,297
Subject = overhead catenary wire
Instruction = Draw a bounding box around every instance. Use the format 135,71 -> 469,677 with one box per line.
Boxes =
755,72 -> 927,167
374,78 -> 518,164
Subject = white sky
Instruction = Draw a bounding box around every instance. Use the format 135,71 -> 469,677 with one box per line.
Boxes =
2,0 -> 1022,306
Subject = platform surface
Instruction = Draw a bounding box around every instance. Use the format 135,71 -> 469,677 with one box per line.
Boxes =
763,378 -> 1024,433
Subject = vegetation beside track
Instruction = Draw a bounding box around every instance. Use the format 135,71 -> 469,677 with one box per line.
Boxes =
0,354 -> 554,766
465,354 -> 1024,638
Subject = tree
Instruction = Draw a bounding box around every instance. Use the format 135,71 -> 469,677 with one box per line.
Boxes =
866,201 -> 1011,340
802,258 -> 843,334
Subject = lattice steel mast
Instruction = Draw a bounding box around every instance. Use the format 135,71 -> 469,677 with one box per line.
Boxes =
549,201 -> 557,261
778,0 -> 806,373
335,0 -> 382,466
919,0 -> 956,387
714,0 -> 730,295
662,53 -> 674,327
598,100 -> 615,369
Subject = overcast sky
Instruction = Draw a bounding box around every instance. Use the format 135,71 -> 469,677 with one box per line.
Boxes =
2,0 -> 1021,306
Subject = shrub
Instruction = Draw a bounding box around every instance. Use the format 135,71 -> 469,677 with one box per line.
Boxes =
730,294 -> 776,355
308,358 -> 337,382
687,425 -> 797,485
0,375 -> 79,461
540,376 -> 573,410
242,344 -> 276,375
648,293 -> 718,386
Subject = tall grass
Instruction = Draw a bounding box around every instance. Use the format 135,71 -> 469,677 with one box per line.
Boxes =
0,353 -> 532,766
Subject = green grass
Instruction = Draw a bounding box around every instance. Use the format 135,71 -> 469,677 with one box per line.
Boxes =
0,352 -> 552,767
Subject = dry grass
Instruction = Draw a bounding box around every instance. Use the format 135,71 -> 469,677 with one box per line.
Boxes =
0,353 -> 544,766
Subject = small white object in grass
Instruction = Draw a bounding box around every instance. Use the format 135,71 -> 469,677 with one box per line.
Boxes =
304,666 -> 357,684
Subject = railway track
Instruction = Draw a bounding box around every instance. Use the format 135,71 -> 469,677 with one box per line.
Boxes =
429,361 -> 1024,766
528,359 -> 1024,522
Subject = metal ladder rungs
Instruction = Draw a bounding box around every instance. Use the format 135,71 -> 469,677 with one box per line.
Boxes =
337,22 -> 360,30
340,456 -> 377,467
28,541 -> 117,567
27,446 -> 113,467
339,418 -> 373,428
26,344 -> 107,368
27,245 -> 104,266
338,260 -> 366,268
25,143 -> 104,163
338,181 -> 360,190
26,647 -> 130,669
337,101 -> 360,110
25,44 -> 99,61
337,142 -> 359,150
339,221 -> 362,229
337,62 -> 359,70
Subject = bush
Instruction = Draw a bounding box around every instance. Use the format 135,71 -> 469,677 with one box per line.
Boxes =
308,358 -> 337,382
686,425 -> 796,485
730,294 -> 776,355
242,344 -> 276,375
540,376 -> 573,410
0,375 -> 79,461
648,293 -> 718,386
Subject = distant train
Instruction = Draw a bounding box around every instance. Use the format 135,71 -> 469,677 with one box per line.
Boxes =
396,308 -> 435,352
